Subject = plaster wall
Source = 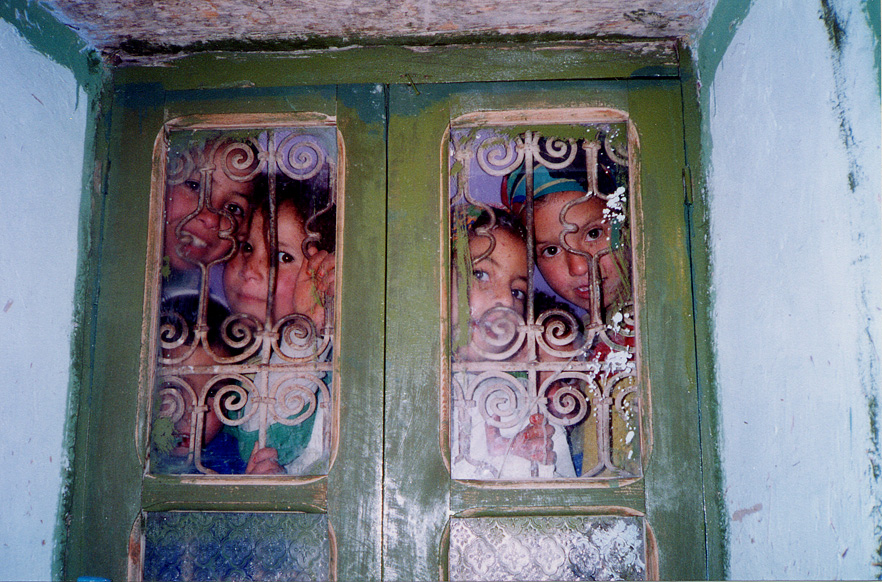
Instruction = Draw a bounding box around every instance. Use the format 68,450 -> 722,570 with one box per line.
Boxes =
0,18 -> 87,581
701,0 -> 882,577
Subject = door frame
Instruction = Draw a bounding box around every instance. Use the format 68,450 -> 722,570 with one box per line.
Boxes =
64,40 -> 723,581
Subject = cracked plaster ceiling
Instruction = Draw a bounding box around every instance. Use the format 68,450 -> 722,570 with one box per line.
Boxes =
39,0 -> 714,62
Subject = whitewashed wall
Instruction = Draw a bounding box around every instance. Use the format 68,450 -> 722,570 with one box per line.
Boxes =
0,19 -> 87,581
700,0 -> 881,577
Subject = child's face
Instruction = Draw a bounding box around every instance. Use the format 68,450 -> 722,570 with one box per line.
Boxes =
533,190 -> 624,314
169,346 -> 224,457
164,147 -> 255,271
223,204 -> 307,324
460,228 -> 528,359
468,229 -> 528,321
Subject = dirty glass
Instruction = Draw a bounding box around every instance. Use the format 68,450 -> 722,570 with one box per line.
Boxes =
149,123 -> 338,476
448,117 -> 640,481
448,515 -> 646,581
142,511 -> 331,581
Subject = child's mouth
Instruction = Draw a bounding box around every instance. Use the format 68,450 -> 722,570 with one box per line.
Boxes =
574,285 -> 593,300
235,291 -> 266,304
183,232 -> 208,248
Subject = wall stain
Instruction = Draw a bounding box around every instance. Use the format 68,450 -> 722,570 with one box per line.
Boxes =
731,503 -> 762,522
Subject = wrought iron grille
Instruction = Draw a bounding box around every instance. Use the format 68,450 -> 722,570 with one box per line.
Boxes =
448,116 -> 641,481
148,122 -> 339,476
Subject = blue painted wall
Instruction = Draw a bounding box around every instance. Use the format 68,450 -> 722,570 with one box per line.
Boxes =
698,0 -> 881,577
0,18 -> 88,581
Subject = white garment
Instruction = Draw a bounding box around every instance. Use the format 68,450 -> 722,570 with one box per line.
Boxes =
450,372 -> 576,480
236,332 -> 332,475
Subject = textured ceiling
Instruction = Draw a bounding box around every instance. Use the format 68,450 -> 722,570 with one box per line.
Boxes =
40,0 -> 713,61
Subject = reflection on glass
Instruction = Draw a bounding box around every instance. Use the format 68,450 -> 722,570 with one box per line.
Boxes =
449,121 -> 640,481
150,126 -> 337,476
143,511 -> 330,581
448,515 -> 647,581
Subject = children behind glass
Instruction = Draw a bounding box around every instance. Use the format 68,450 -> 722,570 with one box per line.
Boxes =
501,138 -> 639,478
151,295 -> 247,475
450,205 -> 576,479
222,173 -> 336,475
162,137 -> 262,304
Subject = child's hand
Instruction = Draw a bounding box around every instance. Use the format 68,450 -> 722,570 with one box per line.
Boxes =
485,414 -> 556,465
245,443 -> 286,475
511,414 -> 556,465
293,250 -> 336,330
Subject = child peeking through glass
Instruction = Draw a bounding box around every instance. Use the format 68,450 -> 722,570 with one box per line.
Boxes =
450,205 -> 576,479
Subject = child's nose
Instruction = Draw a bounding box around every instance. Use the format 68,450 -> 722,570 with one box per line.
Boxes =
566,251 -> 589,276
195,205 -> 222,230
495,288 -> 514,308
241,255 -> 265,281
239,247 -> 268,281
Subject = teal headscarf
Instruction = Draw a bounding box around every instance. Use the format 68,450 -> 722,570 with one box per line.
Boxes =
502,164 -> 585,215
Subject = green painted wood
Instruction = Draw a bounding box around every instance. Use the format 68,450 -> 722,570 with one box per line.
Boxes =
385,77 -> 707,580
384,83 -> 451,581
627,78 -> 706,580
113,41 -> 679,90
64,79 -> 390,581
450,482 -> 647,515
68,44 -> 716,581
678,45 -> 728,581
141,479 -> 328,512
63,77 -> 112,581
328,84 -> 388,581
65,94 -> 162,582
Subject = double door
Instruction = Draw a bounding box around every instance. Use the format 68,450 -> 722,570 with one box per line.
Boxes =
66,61 -> 711,581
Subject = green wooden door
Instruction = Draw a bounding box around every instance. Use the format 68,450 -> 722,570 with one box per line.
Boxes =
66,83 -> 389,581
383,79 -> 706,580
66,51 -> 711,581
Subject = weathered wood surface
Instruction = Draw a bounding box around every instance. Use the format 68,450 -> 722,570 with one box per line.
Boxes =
42,0 -> 710,57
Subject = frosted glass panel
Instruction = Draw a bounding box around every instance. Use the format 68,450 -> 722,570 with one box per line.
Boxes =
448,515 -> 646,581
143,511 -> 330,581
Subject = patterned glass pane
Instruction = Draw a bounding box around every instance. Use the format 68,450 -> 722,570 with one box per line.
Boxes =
448,515 -> 646,581
143,511 -> 330,581
449,116 -> 640,481
149,122 -> 338,476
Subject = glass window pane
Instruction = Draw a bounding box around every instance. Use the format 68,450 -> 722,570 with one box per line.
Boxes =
448,515 -> 647,581
143,511 -> 331,581
448,116 -> 640,481
149,123 -> 338,476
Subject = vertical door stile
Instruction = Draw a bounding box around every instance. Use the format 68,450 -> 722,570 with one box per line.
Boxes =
383,83 -> 452,580
330,83 -> 389,580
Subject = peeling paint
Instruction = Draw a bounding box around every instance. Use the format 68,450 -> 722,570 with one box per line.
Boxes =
820,0 -> 882,574
0,15 -> 93,580
702,0 -> 882,577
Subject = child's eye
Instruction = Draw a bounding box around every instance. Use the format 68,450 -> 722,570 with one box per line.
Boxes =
241,242 -> 253,254
184,179 -> 200,192
586,227 -> 604,241
540,246 -> 559,258
511,288 -> 526,301
472,269 -> 489,282
278,251 -> 296,264
224,202 -> 245,217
